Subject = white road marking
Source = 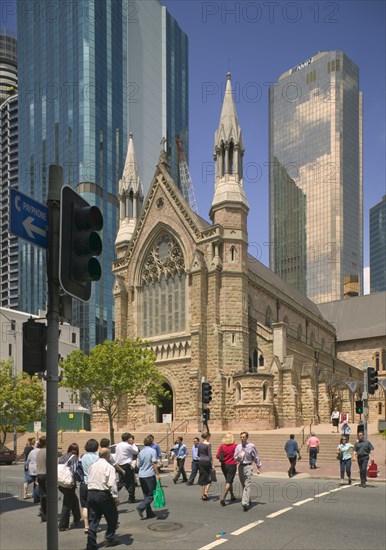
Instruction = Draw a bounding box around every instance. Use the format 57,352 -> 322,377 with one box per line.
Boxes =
293,498 -> 314,506
315,491 -> 331,497
198,539 -> 228,550
266,506 -> 293,518
231,520 -> 264,535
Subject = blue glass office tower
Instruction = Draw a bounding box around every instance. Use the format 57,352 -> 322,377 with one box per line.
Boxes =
17,0 -> 189,353
370,195 -> 386,293
17,0 -> 127,352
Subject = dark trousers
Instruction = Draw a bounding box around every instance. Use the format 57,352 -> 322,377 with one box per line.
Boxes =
340,459 -> 352,480
58,486 -> 81,529
174,458 -> 187,482
138,476 -> 156,517
309,448 -> 318,467
188,460 -> 199,484
358,456 -> 369,484
87,490 -> 118,550
37,474 -> 47,520
288,456 -> 297,476
117,463 -> 136,500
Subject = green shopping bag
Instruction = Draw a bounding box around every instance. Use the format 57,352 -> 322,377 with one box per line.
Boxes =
153,479 -> 166,509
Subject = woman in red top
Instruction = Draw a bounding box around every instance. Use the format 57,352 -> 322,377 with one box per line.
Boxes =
216,433 -> 238,506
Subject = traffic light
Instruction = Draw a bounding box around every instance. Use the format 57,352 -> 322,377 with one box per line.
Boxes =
201,382 -> 213,404
367,367 -> 379,395
355,400 -> 363,414
203,409 -> 210,422
59,185 -> 103,302
23,318 -> 47,374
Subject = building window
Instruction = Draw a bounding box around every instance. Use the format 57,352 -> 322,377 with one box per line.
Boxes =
375,355 -> 380,371
235,382 -> 242,403
71,332 -> 76,344
262,383 -> 268,401
8,344 -> 12,356
297,324 -> 303,341
252,349 -> 258,372
230,245 -> 236,262
321,338 -> 325,352
265,306 -> 272,328
141,233 -> 186,337
378,403 -> 383,415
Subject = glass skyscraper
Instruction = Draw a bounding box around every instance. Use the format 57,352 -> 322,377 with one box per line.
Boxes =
0,31 -> 18,309
269,51 -> 363,303
370,195 -> 386,293
17,0 -> 127,353
126,0 -> 188,192
16,0 -> 188,353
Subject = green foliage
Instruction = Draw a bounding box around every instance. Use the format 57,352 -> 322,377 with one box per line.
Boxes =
0,360 -> 44,445
60,338 -> 169,443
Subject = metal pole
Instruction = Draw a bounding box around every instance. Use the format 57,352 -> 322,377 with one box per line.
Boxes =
363,368 -> 368,440
46,165 -> 63,550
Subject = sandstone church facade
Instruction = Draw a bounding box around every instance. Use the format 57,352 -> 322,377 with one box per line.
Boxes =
110,74 -> 362,433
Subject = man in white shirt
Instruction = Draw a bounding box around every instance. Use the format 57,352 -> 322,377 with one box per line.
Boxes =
86,449 -> 119,550
114,432 -> 139,503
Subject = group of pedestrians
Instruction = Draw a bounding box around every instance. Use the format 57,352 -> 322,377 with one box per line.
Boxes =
175,431 -> 261,512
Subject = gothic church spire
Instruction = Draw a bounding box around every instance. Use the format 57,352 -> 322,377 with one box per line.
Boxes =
210,73 -> 248,219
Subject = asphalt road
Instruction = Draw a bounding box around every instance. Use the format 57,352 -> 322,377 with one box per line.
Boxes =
1,464 -> 385,550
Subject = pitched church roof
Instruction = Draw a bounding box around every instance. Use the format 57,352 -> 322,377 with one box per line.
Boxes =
318,292 -> 386,341
215,72 -> 243,146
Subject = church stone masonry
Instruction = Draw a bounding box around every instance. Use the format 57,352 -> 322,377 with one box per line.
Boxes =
109,74 -> 362,433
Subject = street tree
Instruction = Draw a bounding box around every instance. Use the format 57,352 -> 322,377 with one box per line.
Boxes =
0,360 -> 45,445
60,338 -> 169,443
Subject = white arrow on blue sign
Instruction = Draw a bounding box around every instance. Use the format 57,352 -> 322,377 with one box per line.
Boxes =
10,189 -> 49,249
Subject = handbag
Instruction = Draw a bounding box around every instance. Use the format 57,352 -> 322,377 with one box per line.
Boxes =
153,480 -> 166,509
58,458 -> 75,488
210,468 -> 217,482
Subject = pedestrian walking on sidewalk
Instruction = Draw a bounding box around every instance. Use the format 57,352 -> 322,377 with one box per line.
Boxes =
87,449 -> 120,550
216,433 -> 238,506
341,420 -> 352,441
353,432 -> 375,487
331,406 -> 340,433
284,434 -> 301,477
136,436 -> 160,519
197,432 -> 212,501
337,436 -> 354,485
187,437 -> 200,485
172,436 -> 188,483
234,431 -> 261,512
115,433 -> 139,503
306,432 -> 320,469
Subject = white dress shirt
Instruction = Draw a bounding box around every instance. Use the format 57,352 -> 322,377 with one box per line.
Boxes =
88,458 -> 118,500
114,441 -> 139,466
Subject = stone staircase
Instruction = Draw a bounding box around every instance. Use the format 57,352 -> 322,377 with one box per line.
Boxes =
55,430 -> 343,465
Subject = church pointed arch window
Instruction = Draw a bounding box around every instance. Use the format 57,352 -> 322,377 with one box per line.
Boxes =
228,141 -> 234,174
265,306 -> 272,328
141,233 -> 186,337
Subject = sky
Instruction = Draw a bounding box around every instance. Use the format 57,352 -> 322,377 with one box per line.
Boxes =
161,0 -> 385,273
2,0 -> 385,274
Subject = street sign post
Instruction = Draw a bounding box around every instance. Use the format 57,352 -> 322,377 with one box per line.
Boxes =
10,189 -> 49,249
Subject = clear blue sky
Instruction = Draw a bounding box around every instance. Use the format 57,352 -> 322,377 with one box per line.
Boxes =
3,0 -> 385,270
162,0 -> 385,270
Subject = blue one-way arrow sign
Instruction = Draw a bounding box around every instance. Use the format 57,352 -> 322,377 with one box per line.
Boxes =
10,189 -> 49,249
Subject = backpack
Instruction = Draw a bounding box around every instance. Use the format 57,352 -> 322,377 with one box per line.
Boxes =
58,458 -> 75,488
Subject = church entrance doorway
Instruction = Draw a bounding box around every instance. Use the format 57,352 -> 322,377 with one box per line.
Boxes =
156,382 -> 173,423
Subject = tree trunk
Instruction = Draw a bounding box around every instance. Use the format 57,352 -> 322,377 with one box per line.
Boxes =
107,411 -> 115,445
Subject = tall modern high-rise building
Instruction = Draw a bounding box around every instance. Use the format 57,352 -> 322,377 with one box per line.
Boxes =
0,31 -> 18,309
17,0 -> 188,352
269,51 -> 363,304
370,195 -> 386,293
127,0 -> 188,192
